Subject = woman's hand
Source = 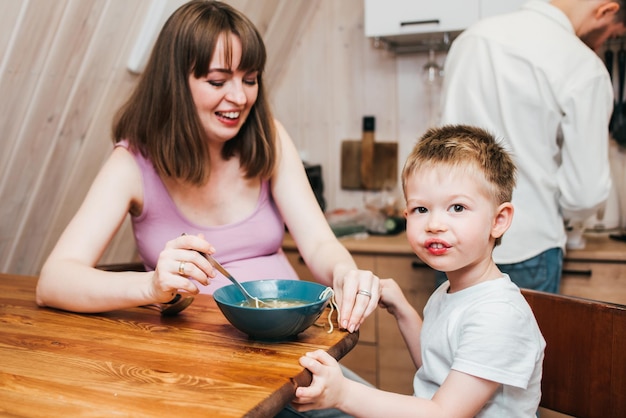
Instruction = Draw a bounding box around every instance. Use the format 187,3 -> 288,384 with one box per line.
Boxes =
333,266 -> 380,332
151,233 -> 215,302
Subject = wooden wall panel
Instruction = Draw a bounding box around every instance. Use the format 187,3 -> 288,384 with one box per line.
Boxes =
0,0 -> 425,275
0,0 -> 70,269
33,0 -> 151,271
10,0 -> 117,273
0,1 -> 24,66
270,0 -> 400,210
0,1 -> 59,176
0,0 -> 148,275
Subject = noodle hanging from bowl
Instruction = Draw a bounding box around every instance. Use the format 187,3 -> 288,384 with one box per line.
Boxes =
318,287 -> 338,333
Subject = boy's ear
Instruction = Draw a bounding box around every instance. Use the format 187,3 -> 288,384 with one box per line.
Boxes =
492,202 -> 514,239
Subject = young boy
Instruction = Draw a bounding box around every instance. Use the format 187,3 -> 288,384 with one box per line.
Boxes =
292,125 -> 546,417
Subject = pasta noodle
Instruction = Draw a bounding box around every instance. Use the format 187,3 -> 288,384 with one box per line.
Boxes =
239,298 -> 306,308
319,287 -> 338,334
237,286 -> 339,334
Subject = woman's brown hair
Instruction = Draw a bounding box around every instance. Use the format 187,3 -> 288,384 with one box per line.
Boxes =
112,0 -> 275,184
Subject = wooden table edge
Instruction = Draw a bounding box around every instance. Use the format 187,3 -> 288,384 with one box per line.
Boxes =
245,330 -> 360,417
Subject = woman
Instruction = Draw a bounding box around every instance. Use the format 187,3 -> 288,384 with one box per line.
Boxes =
36,0 -> 379,334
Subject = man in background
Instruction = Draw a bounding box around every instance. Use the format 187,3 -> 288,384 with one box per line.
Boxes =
439,0 -> 626,293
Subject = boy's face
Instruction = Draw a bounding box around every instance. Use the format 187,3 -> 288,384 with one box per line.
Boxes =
403,164 -> 506,277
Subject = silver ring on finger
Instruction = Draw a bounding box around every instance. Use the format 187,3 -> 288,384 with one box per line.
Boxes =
357,289 -> 372,298
178,261 -> 186,276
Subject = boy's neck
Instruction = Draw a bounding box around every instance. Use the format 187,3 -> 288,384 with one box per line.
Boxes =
446,262 -> 503,293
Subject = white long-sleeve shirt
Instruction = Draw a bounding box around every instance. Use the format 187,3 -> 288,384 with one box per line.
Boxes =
440,0 -> 613,263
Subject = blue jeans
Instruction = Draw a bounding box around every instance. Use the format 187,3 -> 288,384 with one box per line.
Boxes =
435,247 -> 563,293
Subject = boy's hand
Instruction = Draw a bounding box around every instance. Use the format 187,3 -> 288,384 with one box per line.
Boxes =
378,278 -> 410,318
292,350 -> 346,411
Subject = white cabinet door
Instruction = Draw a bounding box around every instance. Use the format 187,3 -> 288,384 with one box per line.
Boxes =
365,0 -> 528,38
480,0 -> 527,19
365,0 -> 480,37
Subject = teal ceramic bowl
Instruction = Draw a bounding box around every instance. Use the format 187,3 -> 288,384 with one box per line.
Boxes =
213,279 -> 331,340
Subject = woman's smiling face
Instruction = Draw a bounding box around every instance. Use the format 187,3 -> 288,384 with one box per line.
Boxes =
404,164 -> 500,276
188,33 -> 259,145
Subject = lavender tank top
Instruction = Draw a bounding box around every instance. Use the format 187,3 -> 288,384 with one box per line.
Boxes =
117,142 -> 298,294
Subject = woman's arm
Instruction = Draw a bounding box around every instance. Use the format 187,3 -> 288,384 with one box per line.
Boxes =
36,147 -> 212,312
270,120 -> 380,332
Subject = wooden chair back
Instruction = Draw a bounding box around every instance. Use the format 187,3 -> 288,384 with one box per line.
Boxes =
521,289 -> 626,418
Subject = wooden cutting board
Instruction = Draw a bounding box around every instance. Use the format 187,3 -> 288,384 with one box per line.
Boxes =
341,139 -> 398,190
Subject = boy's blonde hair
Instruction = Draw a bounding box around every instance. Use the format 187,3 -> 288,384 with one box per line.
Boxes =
402,125 -> 516,246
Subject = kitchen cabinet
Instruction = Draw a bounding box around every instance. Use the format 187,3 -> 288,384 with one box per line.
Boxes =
283,231 -> 626,395
480,0 -> 528,18
365,0 -> 526,50
364,0 -> 480,39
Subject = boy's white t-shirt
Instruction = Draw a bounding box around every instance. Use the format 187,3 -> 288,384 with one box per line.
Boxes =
413,275 -> 545,417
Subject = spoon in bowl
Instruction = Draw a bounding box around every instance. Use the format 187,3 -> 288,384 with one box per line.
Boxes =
179,234 -> 268,307
202,253 -> 269,308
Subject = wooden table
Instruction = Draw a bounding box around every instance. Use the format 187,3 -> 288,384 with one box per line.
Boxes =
0,274 -> 358,417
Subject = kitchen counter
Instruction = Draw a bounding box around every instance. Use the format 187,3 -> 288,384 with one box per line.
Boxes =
284,231 -> 626,262
564,231 -> 626,262
283,232 -> 412,256
284,230 -> 626,307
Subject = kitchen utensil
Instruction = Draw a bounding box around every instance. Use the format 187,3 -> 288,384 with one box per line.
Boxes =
423,48 -> 444,127
213,279 -> 332,340
609,233 -> 626,242
611,44 -> 626,147
341,116 -> 398,190
141,293 -> 194,316
203,253 -> 269,307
